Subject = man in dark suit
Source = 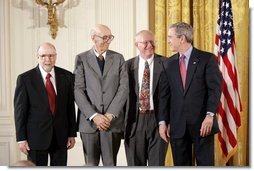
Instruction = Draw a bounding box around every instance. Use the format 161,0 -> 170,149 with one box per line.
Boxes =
74,24 -> 129,166
159,22 -> 222,166
124,30 -> 168,166
14,42 -> 77,166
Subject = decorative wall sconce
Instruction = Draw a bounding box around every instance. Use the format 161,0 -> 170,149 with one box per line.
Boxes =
35,0 -> 65,39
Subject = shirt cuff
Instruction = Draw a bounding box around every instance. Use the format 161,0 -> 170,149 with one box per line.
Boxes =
159,121 -> 166,125
18,140 -> 27,143
89,113 -> 98,121
206,111 -> 215,116
107,113 -> 116,118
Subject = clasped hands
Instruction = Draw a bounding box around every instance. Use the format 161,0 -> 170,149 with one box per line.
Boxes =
92,113 -> 113,131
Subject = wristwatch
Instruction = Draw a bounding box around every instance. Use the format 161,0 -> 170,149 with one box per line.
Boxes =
207,112 -> 215,117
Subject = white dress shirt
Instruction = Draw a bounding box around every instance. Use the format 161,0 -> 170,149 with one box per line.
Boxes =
39,65 -> 57,94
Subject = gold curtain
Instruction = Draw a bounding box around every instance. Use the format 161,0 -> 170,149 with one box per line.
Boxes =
153,0 -> 249,166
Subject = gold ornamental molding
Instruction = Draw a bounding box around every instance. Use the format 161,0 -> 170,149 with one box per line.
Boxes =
35,0 -> 65,39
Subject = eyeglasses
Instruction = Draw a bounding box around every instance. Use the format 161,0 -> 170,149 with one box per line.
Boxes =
38,54 -> 56,59
95,34 -> 115,42
137,40 -> 155,46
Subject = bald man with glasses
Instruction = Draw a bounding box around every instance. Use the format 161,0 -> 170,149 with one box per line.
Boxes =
14,42 -> 76,166
74,24 -> 128,166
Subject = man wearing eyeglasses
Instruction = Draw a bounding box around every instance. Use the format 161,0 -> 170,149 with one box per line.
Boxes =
74,24 -> 129,166
14,42 -> 77,166
124,30 -> 168,166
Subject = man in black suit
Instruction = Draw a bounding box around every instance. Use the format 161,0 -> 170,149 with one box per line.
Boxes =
124,30 -> 167,166
159,22 -> 222,166
14,42 -> 77,166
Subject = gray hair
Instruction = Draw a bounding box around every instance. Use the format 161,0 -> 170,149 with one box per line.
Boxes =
135,30 -> 154,42
90,24 -> 111,36
169,22 -> 193,43
36,42 -> 56,53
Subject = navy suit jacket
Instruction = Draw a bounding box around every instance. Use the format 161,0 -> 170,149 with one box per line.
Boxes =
159,48 -> 222,138
14,65 -> 77,150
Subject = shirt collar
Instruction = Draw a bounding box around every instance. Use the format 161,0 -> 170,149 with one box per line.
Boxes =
180,46 -> 193,60
39,65 -> 55,80
93,48 -> 107,59
139,54 -> 154,66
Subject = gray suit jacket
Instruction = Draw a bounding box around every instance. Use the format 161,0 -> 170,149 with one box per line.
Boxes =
74,48 -> 129,133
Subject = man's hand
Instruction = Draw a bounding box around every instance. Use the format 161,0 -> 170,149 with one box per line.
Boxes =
200,115 -> 214,137
19,141 -> 30,155
92,114 -> 110,131
159,124 -> 170,143
104,113 -> 114,122
67,137 -> 75,149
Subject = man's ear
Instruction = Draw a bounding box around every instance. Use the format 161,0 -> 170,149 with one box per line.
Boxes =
180,35 -> 186,42
91,35 -> 96,42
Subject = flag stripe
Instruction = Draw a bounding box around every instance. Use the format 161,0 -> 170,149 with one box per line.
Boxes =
220,93 -> 237,137
218,103 -> 237,147
221,77 -> 240,125
214,0 -> 242,163
218,131 -> 228,156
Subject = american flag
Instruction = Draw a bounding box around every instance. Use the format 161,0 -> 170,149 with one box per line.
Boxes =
214,0 -> 242,162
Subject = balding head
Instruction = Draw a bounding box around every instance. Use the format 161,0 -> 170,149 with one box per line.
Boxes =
135,30 -> 155,60
37,42 -> 57,73
90,24 -> 111,37
37,42 -> 56,53
90,24 -> 114,54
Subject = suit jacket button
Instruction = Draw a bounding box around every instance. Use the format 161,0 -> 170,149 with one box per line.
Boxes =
100,104 -> 103,107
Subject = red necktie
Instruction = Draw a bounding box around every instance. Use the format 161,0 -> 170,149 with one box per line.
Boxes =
46,73 -> 56,113
139,61 -> 150,113
180,55 -> 187,89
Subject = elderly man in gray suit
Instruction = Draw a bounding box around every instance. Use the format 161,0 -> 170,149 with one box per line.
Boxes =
74,24 -> 129,166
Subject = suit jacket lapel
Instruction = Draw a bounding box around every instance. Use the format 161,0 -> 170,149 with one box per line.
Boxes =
87,49 -> 102,77
171,55 -> 184,94
54,67 -> 64,104
34,65 -> 49,105
152,55 -> 162,95
184,49 -> 199,95
103,51 -> 113,78
131,56 -> 139,96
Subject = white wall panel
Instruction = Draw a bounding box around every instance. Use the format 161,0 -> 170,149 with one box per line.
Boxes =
0,142 -> 10,165
0,125 -> 18,165
0,0 -> 17,166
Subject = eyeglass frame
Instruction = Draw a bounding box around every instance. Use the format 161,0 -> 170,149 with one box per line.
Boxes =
136,40 -> 155,46
38,54 -> 57,59
95,34 -> 115,42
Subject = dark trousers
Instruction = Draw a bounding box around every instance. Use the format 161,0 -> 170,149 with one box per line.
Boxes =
125,111 -> 167,166
27,132 -> 67,166
170,129 -> 215,166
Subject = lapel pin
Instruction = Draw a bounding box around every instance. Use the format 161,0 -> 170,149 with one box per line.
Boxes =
193,62 -> 197,64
